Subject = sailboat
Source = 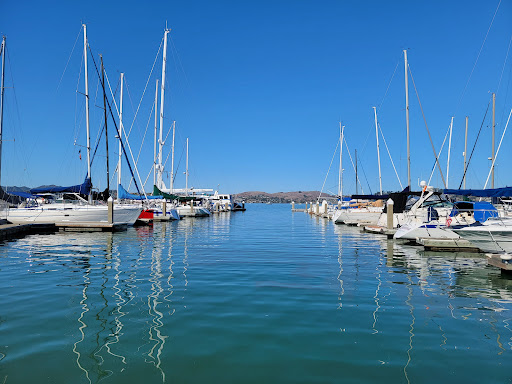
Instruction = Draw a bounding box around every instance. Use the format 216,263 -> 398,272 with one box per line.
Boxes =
5,25 -> 142,226
150,31 -> 210,218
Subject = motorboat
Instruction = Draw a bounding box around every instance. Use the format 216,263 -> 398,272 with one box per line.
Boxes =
394,201 -> 498,241
452,217 -> 512,253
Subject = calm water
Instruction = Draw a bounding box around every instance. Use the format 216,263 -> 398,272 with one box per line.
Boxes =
0,204 -> 511,383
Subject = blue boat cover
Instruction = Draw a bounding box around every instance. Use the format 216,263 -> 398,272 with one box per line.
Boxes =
118,184 -> 162,200
30,177 -> 92,195
449,201 -> 498,222
8,190 -> 33,199
444,187 -> 512,197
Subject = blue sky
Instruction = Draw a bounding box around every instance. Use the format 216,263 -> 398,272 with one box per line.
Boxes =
1,0 -> 511,194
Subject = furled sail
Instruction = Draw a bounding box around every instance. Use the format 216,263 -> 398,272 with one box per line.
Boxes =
117,184 -> 161,200
30,177 -> 92,195
444,187 -> 512,197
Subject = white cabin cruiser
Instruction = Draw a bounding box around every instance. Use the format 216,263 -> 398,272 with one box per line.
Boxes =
394,201 -> 498,241
452,217 -> 512,253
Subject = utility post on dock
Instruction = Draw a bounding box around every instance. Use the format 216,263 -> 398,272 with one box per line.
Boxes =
108,197 -> 114,224
386,199 -> 394,230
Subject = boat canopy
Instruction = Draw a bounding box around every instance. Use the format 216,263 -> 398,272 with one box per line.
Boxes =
153,185 -> 198,202
30,177 -> 92,196
0,187 -> 27,204
444,187 -> 512,197
449,201 -> 498,222
351,194 -> 389,200
117,184 -> 161,201
351,186 -> 410,201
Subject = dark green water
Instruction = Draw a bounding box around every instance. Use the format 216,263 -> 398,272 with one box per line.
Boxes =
0,204 -> 511,383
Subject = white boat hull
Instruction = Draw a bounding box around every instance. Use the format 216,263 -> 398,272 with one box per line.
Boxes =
452,225 -> 512,253
333,208 -> 382,225
394,222 -> 461,241
6,203 -> 142,226
176,205 -> 210,217
153,208 -> 180,221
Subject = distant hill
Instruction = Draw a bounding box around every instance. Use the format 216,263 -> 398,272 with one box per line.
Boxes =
2,186 -> 31,193
234,191 -> 335,203
2,185 -> 335,204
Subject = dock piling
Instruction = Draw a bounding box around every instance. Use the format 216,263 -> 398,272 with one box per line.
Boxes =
386,199 -> 394,229
108,197 -> 114,224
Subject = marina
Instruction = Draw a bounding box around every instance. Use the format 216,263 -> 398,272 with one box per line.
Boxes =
1,1 -> 512,382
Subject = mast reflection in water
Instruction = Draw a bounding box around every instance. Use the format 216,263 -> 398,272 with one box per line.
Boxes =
0,204 -> 511,383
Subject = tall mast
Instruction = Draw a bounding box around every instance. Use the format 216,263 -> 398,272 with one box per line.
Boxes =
446,116 -> 454,188
338,122 -> 344,198
157,28 -> 170,189
355,149 -> 358,195
100,55 -> 110,197
185,137 -> 189,195
170,120 -> 175,193
492,93 -> 495,189
404,49 -> 411,190
83,25 -> 92,200
373,107 -> 382,195
0,36 -> 6,189
153,79 -> 159,187
463,116 -> 468,189
117,72 -> 124,198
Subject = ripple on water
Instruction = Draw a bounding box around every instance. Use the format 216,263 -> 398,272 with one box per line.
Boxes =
0,205 -> 511,383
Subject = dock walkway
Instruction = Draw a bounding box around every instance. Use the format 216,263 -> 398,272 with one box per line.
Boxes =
0,222 -> 56,240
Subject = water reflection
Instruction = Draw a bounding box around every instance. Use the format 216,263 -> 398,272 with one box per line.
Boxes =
147,224 -> 168,382
333,222 -> 512,382
9,225 -> 185,383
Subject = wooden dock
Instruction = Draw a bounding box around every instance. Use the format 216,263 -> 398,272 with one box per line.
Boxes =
418,238 -> 481,252
55,222 -> 128,232
363,225 -> 396,239
0,222 -> 57,240
486,253 -> 512,272
153,215 -> 172,222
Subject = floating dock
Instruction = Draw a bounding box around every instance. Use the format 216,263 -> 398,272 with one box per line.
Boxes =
486,253 -> 512,272
363,225 -> 396,239
152,215 -> 172,222
0,222 -> 57,240
55,222 -> 128,232
418,238 -> 481,252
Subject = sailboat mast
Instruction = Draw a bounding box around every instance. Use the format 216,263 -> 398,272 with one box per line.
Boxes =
355,149 -> 358,195
83,25 -> 92,199
157,28 -> 170,189
0,36 -> 5,189
185,137 -> 189,195
100,55 -> 110,196
117,72 -> 124,198
463,116 -> 468,189
170,120 -> 175,193
492,92 -> 495,189
338,122 -> 343,198
446,116 -> 454,188
404,49 -> 411,190
373,107 -> 382,195
153,79 -> 159,187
